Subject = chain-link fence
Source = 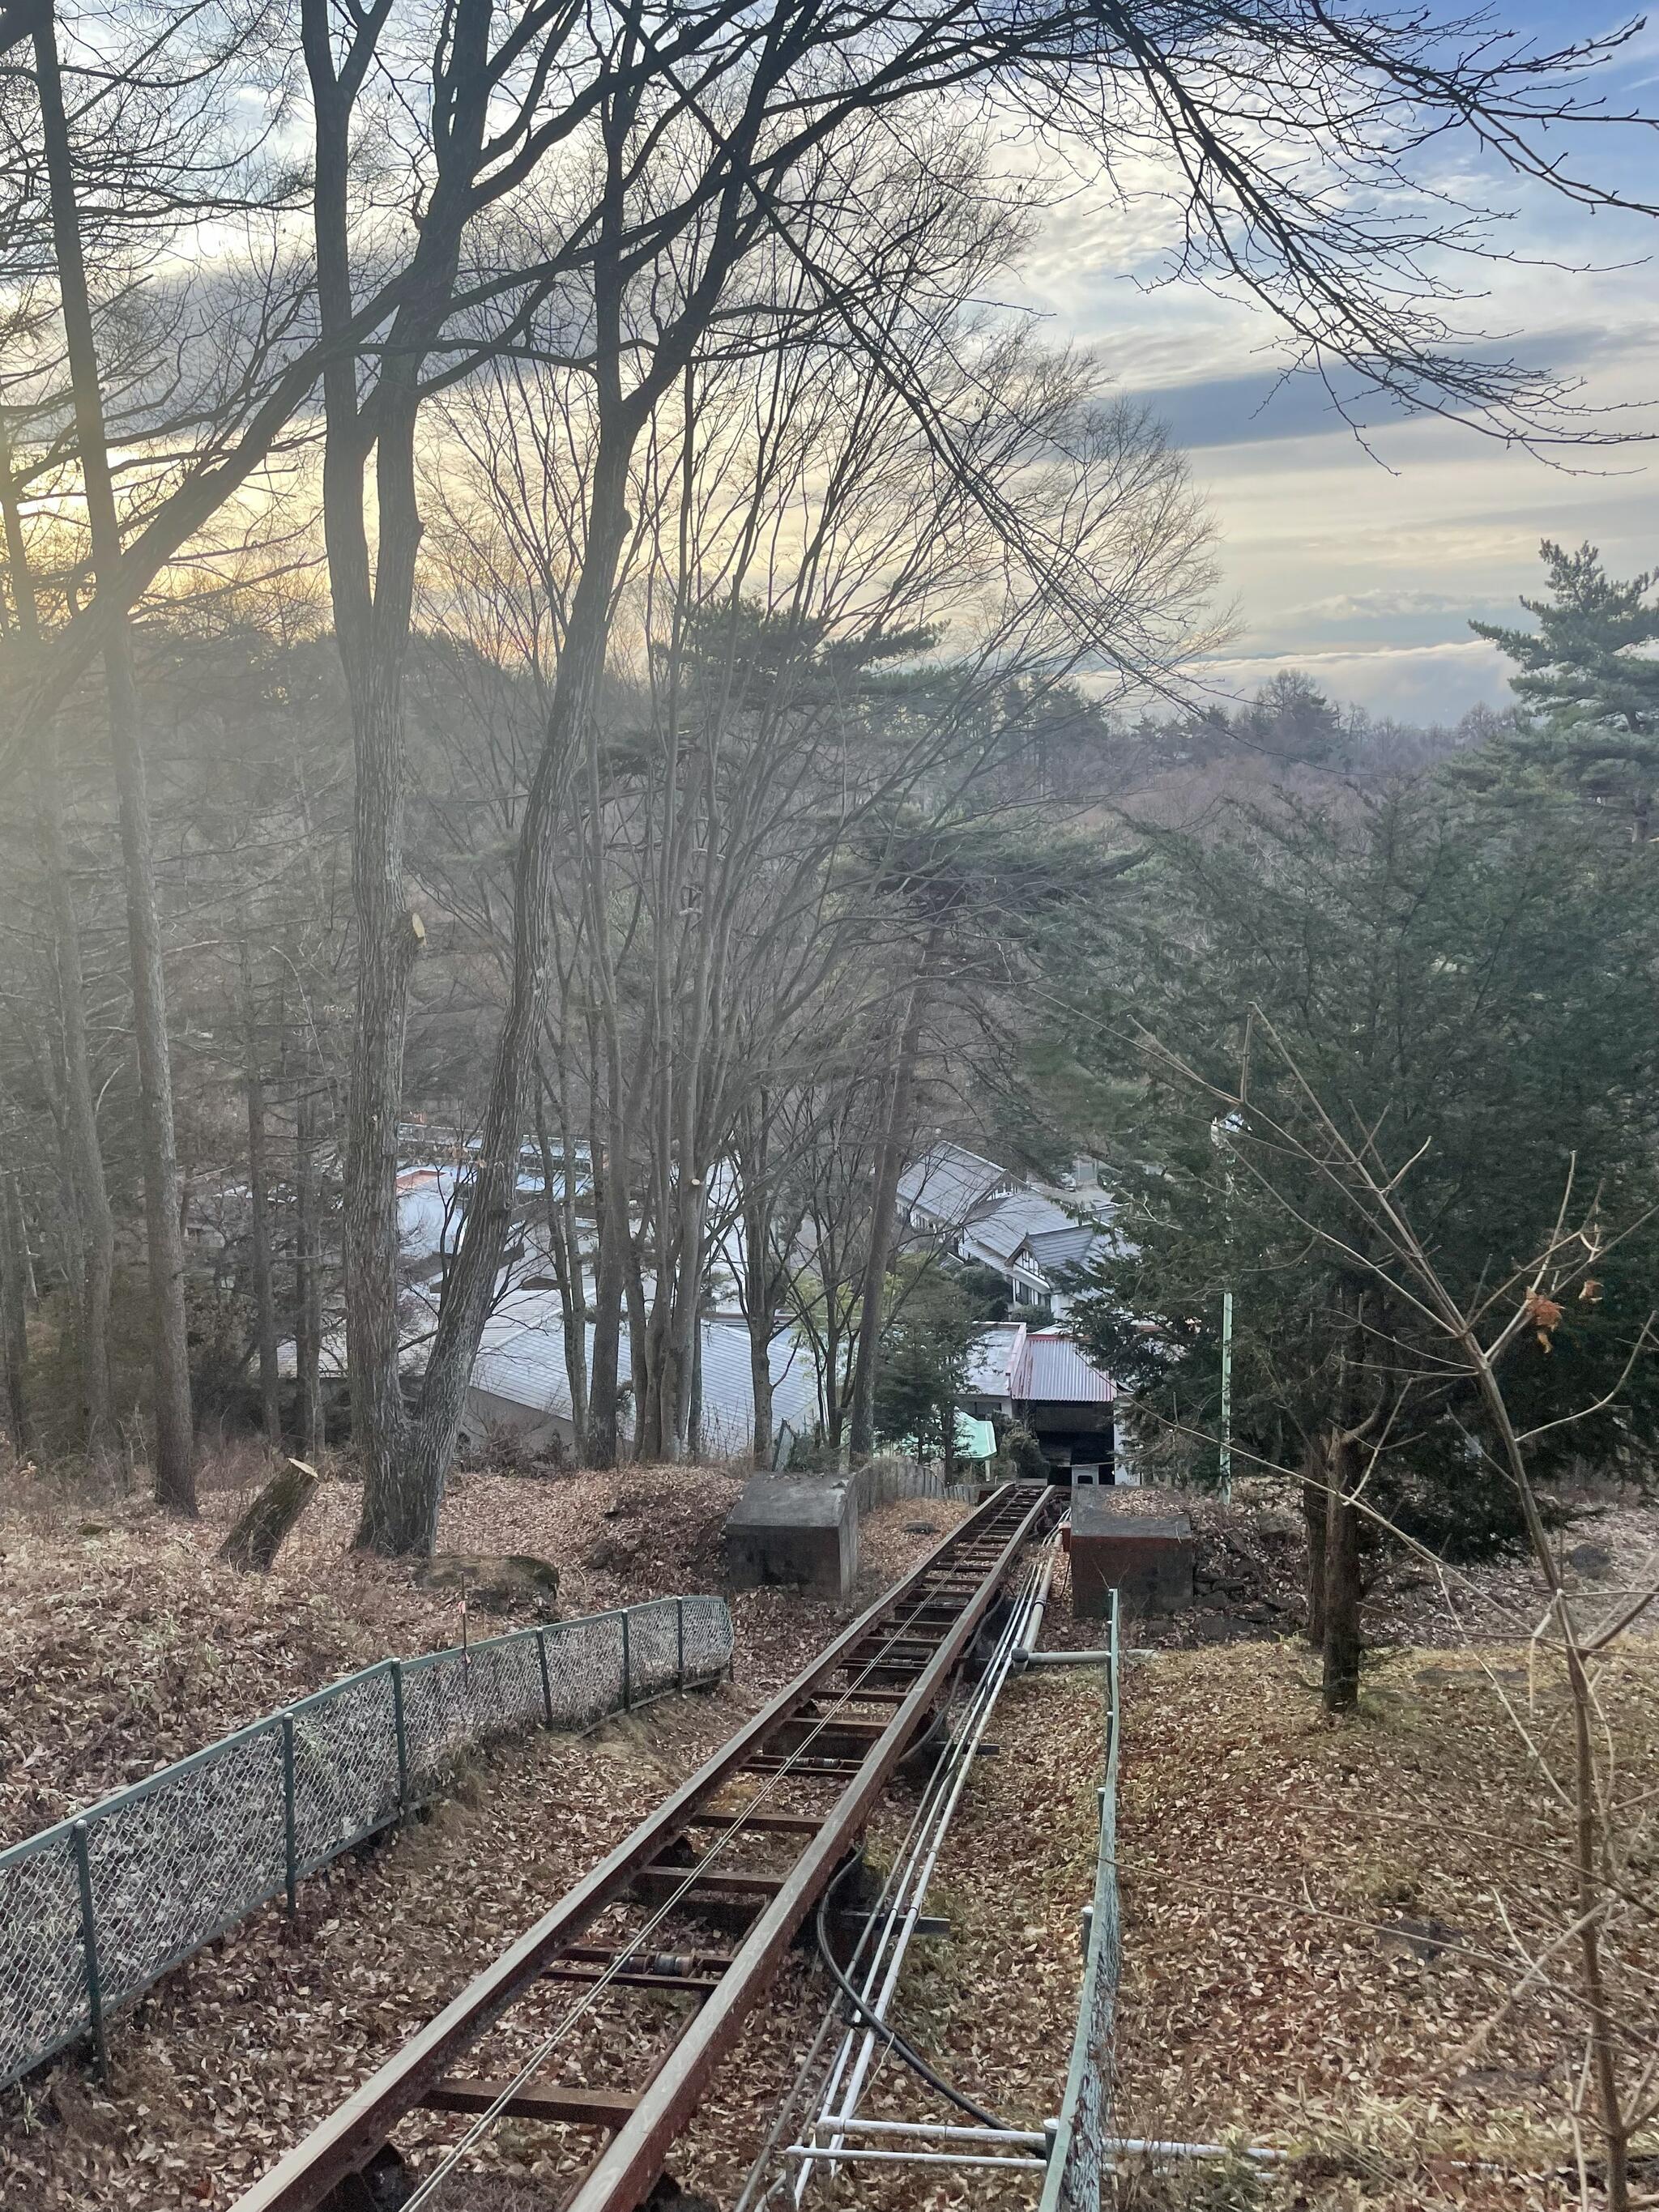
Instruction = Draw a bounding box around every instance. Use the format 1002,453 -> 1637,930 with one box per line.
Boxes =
1039,1587 -> 1121,2212
0,1592 -> 731,2090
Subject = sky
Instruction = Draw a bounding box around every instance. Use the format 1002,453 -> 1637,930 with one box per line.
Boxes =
1012,4 -> 1659,724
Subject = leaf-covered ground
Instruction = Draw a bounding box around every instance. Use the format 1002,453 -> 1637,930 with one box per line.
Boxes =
5,1468 -> 1657,2211
0,1468 -> 975,2209
1081,1479 -> 1659,1658
0,1460 -> 964,1844
1114,1634 -> 1659,2212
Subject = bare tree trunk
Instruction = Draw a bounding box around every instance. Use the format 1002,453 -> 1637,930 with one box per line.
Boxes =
292,1070 -> 325,1451
737,1123 -> 777,1467
666,1195 -> 707,1463
824,1297 -> 845,1451
107,653 -> 195,1508
624,1231 -> 650,1460
341,676 -> 421,1545
535,1082 -> 587,1457
303,0 -> 486,1551
45,790 -> 115,1449
1322,1435 -> 1363,1711
400,433 -> 636,1545
583,903 -> 638,1472
0,416 -> 113,1447
220,1457 -> 318,1571
293,1069 -> 326,1460
0,1173 -> 30,1455
688,1311 -> 703,1462
749,1316 -> 774,1468
1302,1442 -> 1328,1649
639,1242 -> 669,1464
241,937 -> 281,1442
848,944 -> 936,1459
588,1143 -> 628,1471
36,16 -> 194,1511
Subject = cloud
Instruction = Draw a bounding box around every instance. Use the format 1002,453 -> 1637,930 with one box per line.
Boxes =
1107,319 -> 1659,452
1194,639 -> 1511,722
1284,588 -> 1479,624
1001,96 -> 1659,723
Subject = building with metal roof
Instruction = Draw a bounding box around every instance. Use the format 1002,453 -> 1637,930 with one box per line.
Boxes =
459,1285 -> 821,1464
959,1321 -> 1117,1480
898,1140 -> 1112,1315
1013,1329 -> 1115,1406
897,1142 -> 1016,1231
1020,1222 -> 1107,1276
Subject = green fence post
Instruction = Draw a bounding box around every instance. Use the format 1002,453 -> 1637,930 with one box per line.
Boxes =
281,1715 -> 298,1917
70,1819 -> 106,2082
676,1598 -> 685,1690
620,1609 -> 632,1713
537,1626 -> 554,1728
390,1661 -> 409,1814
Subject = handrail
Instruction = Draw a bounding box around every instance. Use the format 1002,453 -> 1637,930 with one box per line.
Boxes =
1039,1584 -> 1121,2212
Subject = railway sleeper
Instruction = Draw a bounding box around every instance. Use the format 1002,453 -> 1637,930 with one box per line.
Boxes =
233,1485 -> 1056,2212
420,2080 -> 641,2130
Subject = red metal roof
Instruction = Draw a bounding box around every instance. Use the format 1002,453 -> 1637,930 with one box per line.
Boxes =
1012,1330 -> 1114,1405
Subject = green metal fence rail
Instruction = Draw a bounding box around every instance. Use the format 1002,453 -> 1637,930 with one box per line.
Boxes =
0,1592 -> 732,2089
1040,1587 -> 1122,2212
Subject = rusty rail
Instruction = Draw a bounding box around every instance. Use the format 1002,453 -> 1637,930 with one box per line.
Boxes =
232,1481 -> 1056,2212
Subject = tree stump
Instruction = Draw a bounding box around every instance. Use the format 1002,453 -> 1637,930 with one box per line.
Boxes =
219,1458 -> 319,1571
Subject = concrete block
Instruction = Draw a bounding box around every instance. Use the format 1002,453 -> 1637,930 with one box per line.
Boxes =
724,1477 -> 858,1598
1068,1494 -> 1194,1618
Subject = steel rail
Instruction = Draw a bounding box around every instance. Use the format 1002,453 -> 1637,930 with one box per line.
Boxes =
561,1485 -> 1051,2212
230,1481 -> 1053,2212
733,1520 -> 1065,2212
400,1525 -> 1022,2212
796,1532 -> 1063,2197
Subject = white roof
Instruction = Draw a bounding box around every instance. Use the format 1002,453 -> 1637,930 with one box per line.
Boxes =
471,1286 -> 821,1457
963,1320 -> 1027,1399
898,1143 -> 1014,1226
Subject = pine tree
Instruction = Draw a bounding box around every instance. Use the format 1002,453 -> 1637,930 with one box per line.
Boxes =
1049,783 -> 1659,1705
1467,542 -> 1659,838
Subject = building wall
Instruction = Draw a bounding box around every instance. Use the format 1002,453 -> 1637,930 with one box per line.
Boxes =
458,1385 -> 574,1455
1021,1406 -> 1115,1477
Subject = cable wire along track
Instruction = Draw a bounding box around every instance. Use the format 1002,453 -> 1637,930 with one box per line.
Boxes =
232,1482 -> 1056,2212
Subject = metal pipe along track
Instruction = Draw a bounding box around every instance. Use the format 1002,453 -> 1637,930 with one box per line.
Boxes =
230,1482 -> 1057,2212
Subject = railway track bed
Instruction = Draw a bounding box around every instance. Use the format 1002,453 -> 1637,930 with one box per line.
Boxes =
229,1487 -> 1059,2212
424,1664 -> 1104,2212
0,1489 -> 1104,2212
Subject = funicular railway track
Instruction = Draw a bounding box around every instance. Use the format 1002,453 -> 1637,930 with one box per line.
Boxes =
235,1482 -> 1057,2212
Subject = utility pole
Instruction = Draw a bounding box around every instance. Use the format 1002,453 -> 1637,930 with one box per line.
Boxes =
1211,1112 -> 1237,1503
1219,1289 -> 1233,1502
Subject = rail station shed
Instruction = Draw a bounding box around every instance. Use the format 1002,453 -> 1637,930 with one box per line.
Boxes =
962,1320 -> 1117,1480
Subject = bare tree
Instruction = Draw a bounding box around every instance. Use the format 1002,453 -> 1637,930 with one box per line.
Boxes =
0,411 -> 114,1447
239,929 -> 281,1443
1138,1010 -> 1659,2209
0,0 -> 1647,1539
30,8 -> 195,1507
0,1162 -> 29,1454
